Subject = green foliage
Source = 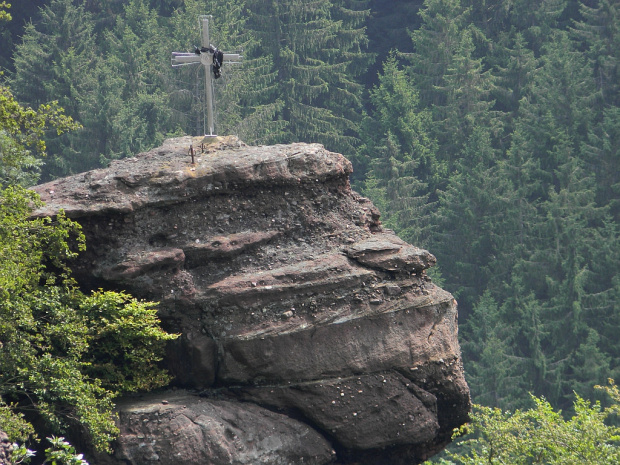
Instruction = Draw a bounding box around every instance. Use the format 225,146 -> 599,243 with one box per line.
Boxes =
572,0 -> 620,106
350,0 -> 620,414
79,290 -> 177,393
43,436 -> 89,465
0,400 -> 34,446
460,292 -> 517,408
1,23 -> 177,454
99,0 -> 171,160
0,85 -> 80,186
427,381 -> 620,464
432,126 -> 504,310
359,55 -> 437,245
0,187 -> 177,452
9,0 -> 98,180
12,436 -> 88,465
0,2 -> 10,22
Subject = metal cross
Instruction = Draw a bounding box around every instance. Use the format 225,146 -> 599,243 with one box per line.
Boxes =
171,15 -> 242,136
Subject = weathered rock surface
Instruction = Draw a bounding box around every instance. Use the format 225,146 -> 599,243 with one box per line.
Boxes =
0,431 -> 11,465
33,136 -> 471,465
92,391 -> 335,465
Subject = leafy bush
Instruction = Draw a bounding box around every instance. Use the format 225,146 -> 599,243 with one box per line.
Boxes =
0,186 -> 178,452
426,380 -> 620,465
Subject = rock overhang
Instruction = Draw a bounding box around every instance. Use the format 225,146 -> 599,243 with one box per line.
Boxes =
33,137 -> 353,218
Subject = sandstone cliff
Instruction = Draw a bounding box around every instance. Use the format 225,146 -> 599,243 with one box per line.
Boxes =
33,136 -> 471,465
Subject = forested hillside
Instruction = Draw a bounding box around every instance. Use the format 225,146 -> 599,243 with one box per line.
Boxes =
2,0 -> 619,419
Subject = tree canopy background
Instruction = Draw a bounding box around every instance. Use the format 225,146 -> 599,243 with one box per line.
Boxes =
1,0 -> 620,446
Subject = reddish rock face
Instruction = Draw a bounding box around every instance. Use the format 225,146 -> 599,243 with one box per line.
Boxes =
0,431 -> 11,465
33,136 -> 471,465
92,392 -> 336,465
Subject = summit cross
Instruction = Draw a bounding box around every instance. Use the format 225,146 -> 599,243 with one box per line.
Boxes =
171,15 -> 242,136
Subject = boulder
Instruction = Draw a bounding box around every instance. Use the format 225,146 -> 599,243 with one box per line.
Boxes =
32,136 -> 471,464
92,391 -> 335,465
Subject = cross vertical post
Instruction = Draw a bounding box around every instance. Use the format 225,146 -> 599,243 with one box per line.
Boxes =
171,15 -> 242,137
201,16 -> 215,136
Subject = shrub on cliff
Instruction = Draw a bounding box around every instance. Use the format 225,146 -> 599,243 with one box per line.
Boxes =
0,53 -> 178,454
426,380 -> 620,464
0,186 -> 178,452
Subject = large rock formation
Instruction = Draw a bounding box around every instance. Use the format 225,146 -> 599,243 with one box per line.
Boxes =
33,136 -> 471,464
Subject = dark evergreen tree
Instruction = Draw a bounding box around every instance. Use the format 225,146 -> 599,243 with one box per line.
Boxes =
534,133 -> 612,404
10,0 -> 102,180
364,0 -> 423,87
407,0 -> 499,174
496,273 -> 551,408
243,0 -> 371,153
573,0 -> 620,218
462,30 -> 617,407
572,0 -> 620,107
461,0 -> 512,39
408,0 -> 471,110
503,0 -> 569,54
353,0 -> 620,417
491,32 -> 538,138
461,291 -> 521,408
0,0 -> 46,72
359,55 -> 437,245
99,0 -> 172,161
583,107 -> 620,220
431,126 -> 506,313
435,29 -> 498,160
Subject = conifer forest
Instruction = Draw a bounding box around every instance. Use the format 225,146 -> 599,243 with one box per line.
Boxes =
2,0 -> 620,453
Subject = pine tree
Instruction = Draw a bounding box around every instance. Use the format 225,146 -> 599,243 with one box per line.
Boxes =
478,94 -> 616,409
408,0 -> 471,110
461,0 -> 512,39
497,274 -> 552,407
435,29 -> 498,160
243,0 -> 371,153
572,0 -> 620,107
491,32 -> 538,139
505,0 -> 569,54
431,125 -> 509,312
364,0 -> 422,82
461,291 -> 521,408
99,0 -> 172,161
573,0 -> 620,218
407,0 -> 498,172
583,107 -> 620,220
359,55 -> 437,246
539,133 -> 619,403
10,0 -> 102,180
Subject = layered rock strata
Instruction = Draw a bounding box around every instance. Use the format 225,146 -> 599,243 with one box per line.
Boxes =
33,136 -> 471,464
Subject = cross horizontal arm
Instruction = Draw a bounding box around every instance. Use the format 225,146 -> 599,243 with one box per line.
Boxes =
171,52 -> 201,67
223,53 -> 242,63
171,51 -> 242,67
